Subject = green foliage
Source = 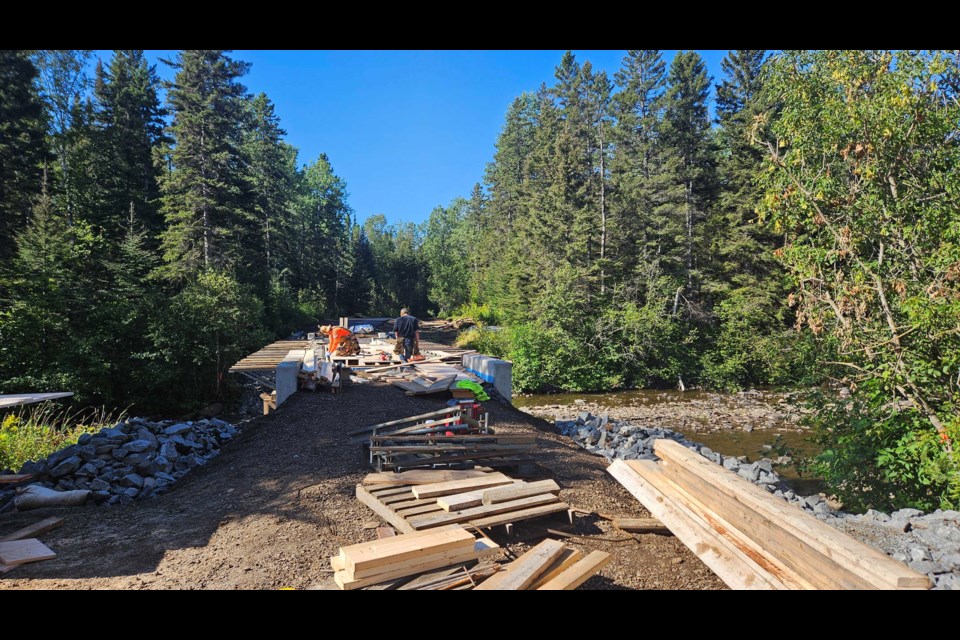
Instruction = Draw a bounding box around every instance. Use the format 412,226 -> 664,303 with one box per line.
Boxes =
450,302 -> 501,326
803,389 -> 960,512
0,403 -> 124,471
758,50 -> 960,509
148,270 -> 269,404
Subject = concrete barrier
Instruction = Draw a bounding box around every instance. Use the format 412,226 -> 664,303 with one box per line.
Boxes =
462,354 -> 513,400
276,349 -> 305,406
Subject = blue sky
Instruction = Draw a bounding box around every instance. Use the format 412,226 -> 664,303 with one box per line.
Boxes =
94,50 -> 729,225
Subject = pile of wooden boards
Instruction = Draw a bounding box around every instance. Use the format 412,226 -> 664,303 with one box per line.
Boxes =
331,525 -> 501,590
0,516 -> 62,575
475,538 -> 612,590
356,468 -> 570,534
347,406 -> 482,446
329,528 -> 611,590
608,439 -> 931,590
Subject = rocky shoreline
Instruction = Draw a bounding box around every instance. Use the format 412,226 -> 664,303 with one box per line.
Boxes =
555,411 -> 960,590
1,417 -> 239,510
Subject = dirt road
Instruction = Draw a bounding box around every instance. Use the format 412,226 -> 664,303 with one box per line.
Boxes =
1,380 -> 724,590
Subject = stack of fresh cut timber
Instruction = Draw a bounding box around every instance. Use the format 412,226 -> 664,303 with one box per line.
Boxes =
608,439 -> 931,590
369,432 -> 536,472
356,468 -> 570,534
331,525 -> 500,590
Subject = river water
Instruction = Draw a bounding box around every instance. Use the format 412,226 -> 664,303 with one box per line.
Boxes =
514,388 -> 824,491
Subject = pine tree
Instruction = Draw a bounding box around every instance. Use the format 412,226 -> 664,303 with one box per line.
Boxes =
33,50 -> 93,226
159,50 -> 252,281
243,92 -> 291,294
0,50 -> 47,261
92,50 -> 165,240
660,51 -> 716,302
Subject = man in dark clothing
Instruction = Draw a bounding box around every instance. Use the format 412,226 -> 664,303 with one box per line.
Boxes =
394,308 -> 419,363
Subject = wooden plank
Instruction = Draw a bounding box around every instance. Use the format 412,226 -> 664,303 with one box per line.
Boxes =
438,481 -> 523,511
469,502 -> 571,529
409,494 -> 561,530
0,517 -> 64,543
334,538 -> 499,590
612,518 -> 671,535
653,440 -> 930,590
0,474 -> 34,484
0,392 -> 73,409
395,564 -> 471,590
482,479 -> 560,505
528,548 -> 582,589
411,473 -> 514,499
342,528 -> 475,579
0,538 -> 56,565
355,484 -> 416,534
608,459 -> 788,590
537,550 -> 612,590
394,503 -> 445,517
402,563 -> 497,590
348,407 -> 462,437
376,527 -> 396,539
474,539 -> 566,590
632,459 -> 813,590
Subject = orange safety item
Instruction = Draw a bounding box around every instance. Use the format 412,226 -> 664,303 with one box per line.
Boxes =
322,326 -> 353,355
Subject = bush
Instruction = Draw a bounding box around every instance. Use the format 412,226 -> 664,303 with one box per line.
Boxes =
0,402 -> 124,471
803,388 -> 960,512
450,302 -> 501,326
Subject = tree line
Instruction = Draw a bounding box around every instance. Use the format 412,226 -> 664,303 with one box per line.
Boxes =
0,50 -> 420,409
2,50 -> 958,508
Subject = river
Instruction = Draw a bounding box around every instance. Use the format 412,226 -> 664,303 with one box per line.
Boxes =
514,388 -> 824,493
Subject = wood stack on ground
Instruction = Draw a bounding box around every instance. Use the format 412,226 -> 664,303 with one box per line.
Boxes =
608,439 -> 931,590
474,539 -> 612,590
0,516 -> 63,574
330,525 -> 501,590
356,468 -> 570,534
347,406 -> 483,446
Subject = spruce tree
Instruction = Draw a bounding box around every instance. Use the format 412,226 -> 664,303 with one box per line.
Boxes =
159,50 -> 252,281
0,50 -> 47,261
92,50 -> 165,240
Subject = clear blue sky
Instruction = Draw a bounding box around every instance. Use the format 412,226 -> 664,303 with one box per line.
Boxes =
94,50 -> 729,225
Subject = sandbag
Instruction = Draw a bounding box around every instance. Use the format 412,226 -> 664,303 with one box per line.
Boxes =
15,484 -> 90,510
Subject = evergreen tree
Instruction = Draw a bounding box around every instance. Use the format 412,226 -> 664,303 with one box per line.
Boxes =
0,50 -> 47,260
158,50 -> 252,281
243,92 -> 290,294
92,50 -> 165,239
660,51 -> 716,301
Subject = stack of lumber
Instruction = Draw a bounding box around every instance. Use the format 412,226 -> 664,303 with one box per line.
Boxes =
608,439 -> 931,590
330,526 -> 500,590
0,516 -> 63,574
347,407 -> 481,446
474,539 -> 612,590
369,432 -> 536,472
356,468 -> 570,534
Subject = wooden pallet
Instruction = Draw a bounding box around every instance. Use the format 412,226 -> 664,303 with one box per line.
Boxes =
356,468 -> 569,534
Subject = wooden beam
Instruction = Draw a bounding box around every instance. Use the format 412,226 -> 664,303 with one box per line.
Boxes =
334,538 -> 499,590
411,473 -> 514,499
348,407 -> 461,437
653,439 -> 930,590
355,484 -> 416,534
482,479 -> 560,505
438,482 -> 523,511
0,538 -> 56,565
341,527 -> 475,579
537,550 -> 612,590
408,494 -> 561,530
469,502 -> 571,529
0,517 -> 63,543
0,474 -> 34,484
612,518 -> 671,535
607,459 -> 789,590
474,539 -> 565,590
528,548 -> 582,589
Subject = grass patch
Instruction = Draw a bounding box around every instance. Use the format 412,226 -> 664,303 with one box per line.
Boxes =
0,402 -> 126,471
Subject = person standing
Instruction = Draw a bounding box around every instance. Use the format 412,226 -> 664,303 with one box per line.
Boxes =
394,308 -> 420,363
